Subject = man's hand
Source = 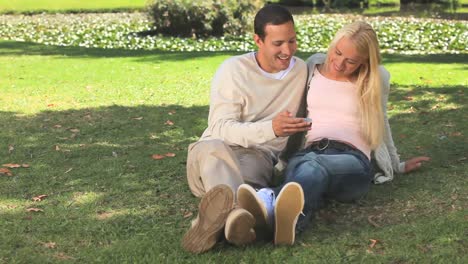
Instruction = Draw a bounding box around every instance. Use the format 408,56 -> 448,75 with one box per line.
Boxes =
404,156 -> 430,173
272,111 -> 312,137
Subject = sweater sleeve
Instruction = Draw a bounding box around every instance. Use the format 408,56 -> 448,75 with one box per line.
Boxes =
204,60 -> 277,148
380,67 -> 406,174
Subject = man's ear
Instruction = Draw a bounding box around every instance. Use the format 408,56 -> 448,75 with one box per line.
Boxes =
254,34 -> 263,47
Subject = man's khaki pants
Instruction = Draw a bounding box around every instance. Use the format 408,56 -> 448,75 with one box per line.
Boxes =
187,139 -> 275,197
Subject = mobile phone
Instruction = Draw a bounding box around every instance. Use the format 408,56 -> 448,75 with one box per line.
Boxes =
304,118 -> 312,123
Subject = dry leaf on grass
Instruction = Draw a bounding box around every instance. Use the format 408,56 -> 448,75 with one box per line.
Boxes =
32,195 -> 48,202
69,128 -> 80,133
152,154 -> 165,160
164,152 -> 176,157
54,252 -> 74,260
2,163 -> 21,168
42,242 -> 57,249
8,145 -> 14,153
168,110 -> 176,115
22,163 -> 30,168
183,211 -> 193,218
132,117 -> 143,120
369,239 -> 378,248
0,168 -> 13,176
165,120 -> 174,126
26,207 -> 44,212
367,216 -> 381,228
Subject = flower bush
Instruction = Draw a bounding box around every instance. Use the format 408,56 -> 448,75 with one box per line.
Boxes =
0,13 -> 466,54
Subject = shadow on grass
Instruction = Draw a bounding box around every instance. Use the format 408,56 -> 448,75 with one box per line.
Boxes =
0,89 -> 466,261
2,41 -> 468,65
0,40 -> 239,61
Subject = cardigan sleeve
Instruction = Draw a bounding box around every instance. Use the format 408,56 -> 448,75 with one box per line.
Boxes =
379,66 -> 406,174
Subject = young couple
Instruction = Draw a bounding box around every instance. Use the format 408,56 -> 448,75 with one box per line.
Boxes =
181,4 -> 430,253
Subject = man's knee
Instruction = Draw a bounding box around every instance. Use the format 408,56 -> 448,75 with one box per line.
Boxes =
189,139 -> 231,157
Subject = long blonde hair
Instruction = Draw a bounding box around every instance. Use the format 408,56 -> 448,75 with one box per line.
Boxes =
325,21 -> 384,149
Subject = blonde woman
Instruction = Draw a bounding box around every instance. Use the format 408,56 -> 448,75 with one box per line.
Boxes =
237,21 -> 430,245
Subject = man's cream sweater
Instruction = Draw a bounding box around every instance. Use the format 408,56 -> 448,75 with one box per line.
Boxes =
199,52 -> 308,159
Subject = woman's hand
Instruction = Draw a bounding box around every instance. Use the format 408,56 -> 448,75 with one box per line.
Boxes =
404,156 -> 430,173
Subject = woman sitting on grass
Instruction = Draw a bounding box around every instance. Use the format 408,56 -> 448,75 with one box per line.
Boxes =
237,21 -> 430,245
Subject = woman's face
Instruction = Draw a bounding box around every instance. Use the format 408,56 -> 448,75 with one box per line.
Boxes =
327,36 -> 367,79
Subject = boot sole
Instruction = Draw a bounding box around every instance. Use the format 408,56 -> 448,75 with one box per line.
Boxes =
274,182 -> 304,245
224,208 -> 256,246
237,184 -> 269,236
182,184 -> 234,253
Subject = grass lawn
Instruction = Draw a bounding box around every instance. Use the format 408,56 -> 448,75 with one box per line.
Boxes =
0,40 -> 467,262
0,0 -> 147,13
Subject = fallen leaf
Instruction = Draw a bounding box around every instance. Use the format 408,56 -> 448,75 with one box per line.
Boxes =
97,211 -> 114,220
0,168 -> 13,176
152,154 -> 165,160
54,252 -> 74,260
42,242 -> 57,249
369,239 -> 378,248
367,216 -> 381,228
8,145 -> 14,153
409,106 -> 416,113
2,163 -> 21,168
164,152 -> 176,157
450,132 -> 462,137
165,120 -> 174,126
53,124 -> 62,128
168,110 -> 176,115
183,211 -> 193,218
430,104 -> 440,110
32,194 -> 48,202
55,145 -> 60,151
132,117 -> 143,120
69,128 -> 80,133
47,104 -> 55,107
26,207 -> 43,212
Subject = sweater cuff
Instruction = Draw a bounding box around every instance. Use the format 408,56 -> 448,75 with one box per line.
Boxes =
262,120 -> 277,141
398,162 -> 406,174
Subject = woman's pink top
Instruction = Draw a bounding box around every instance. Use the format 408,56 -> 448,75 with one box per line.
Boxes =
306,68 -> 371,159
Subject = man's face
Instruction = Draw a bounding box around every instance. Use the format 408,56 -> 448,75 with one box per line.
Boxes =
255,21 -> 297,73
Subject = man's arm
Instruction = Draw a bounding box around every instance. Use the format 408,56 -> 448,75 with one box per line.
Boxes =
204,61 -> 310,148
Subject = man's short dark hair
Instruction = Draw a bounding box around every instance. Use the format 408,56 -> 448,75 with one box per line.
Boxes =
254,4 -> 294,40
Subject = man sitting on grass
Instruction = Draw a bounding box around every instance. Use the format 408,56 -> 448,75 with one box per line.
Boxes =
181,4 -> 311,253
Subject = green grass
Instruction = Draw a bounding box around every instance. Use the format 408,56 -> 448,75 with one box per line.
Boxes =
0,40 -> 467,262
0,0 -> 147,13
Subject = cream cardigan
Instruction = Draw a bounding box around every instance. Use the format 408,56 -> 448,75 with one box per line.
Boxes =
279,53 -> 405,184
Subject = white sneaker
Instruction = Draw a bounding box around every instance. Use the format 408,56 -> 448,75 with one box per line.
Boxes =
256,188 -> 275,228
237,184 -> 275,238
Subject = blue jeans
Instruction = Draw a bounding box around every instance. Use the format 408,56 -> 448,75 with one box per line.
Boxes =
275,142 -> 371,232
